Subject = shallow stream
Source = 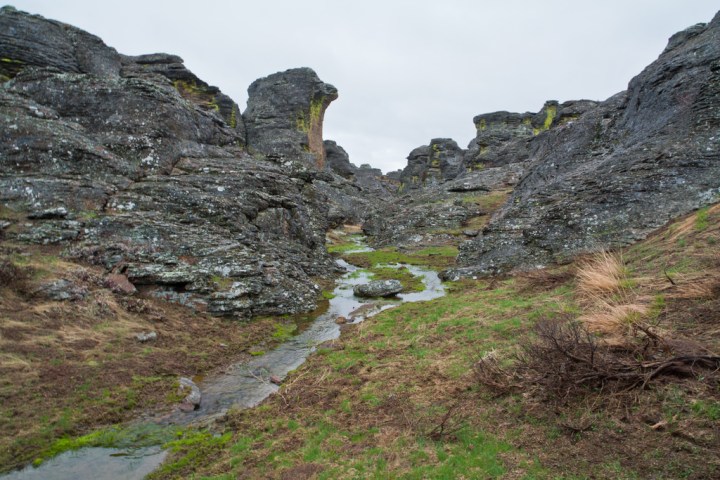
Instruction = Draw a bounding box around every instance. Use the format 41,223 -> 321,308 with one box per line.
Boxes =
2,240 -> 445,479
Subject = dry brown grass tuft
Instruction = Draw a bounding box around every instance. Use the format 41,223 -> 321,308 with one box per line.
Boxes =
573,251 -> 653,342
579,303 -> 648,338
576,251 -> 626,298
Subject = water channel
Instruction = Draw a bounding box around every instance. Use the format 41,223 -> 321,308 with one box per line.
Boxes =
3,240 -> 446,479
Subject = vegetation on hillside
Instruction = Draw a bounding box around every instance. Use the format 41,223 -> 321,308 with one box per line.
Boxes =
2,206 -> 718,478
152,205 -> 720,479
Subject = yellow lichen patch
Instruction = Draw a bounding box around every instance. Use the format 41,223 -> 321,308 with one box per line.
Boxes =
533,104 -> 558,135
173,80 -> 217,111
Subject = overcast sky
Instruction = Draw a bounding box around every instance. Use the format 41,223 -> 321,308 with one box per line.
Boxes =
9,1 -> 720,173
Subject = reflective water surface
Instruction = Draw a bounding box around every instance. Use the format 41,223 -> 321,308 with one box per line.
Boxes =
2,242 -> 445,480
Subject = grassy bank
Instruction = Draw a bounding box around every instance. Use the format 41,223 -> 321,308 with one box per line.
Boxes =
0,242 -> 313,471
152,206 -> 720,479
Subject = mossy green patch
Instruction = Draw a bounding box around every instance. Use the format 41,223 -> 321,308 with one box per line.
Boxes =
172,80 -> 218,112
343,245 -> 457,270
533,104 -> 558,135
148,430 -> 233,479
366,265 -> 425,293
326,232 -> 370,255
695,207 -> 709,231
35,423 -> 181,466
272,322 -> 298,341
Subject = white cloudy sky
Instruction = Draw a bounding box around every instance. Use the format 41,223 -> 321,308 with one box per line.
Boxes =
9,1 -> 720,173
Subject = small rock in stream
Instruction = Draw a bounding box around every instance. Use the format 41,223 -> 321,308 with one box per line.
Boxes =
270,375 -> 283,385
353,279 -> 403,298
178,376 -> 201,411
335,316 -> 348,325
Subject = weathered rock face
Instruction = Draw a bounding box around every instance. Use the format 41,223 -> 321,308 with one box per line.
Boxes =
395,101 -> 596,195
398,138 -> 464,191
364,162 -> 525,248
0,7 -> 337,317
243,68 -> 338,168
446,12 -> 720,278
324,140 -> 356,179
122,53 -> 246,141
316,140 -> 397,227
463,100 -> 598,171
0,5 -> 121,79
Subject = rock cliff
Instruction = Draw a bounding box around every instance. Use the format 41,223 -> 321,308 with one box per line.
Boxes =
0,6 -> 345,317
444,13 -> 720,277
243,67 -> 338,168
397,138 -> 464,191
382,12 -> 720,278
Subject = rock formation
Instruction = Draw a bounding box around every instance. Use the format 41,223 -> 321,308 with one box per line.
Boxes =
324,140 -> 356,179
382,12 -> 720,280
243,68 -> 338,168
463,100 -> 598,171
3,3 -> 719,316
444,13 -> 720,277
397,138 -> 464,191
316,140 -> 396,227
0,6 -> 342,317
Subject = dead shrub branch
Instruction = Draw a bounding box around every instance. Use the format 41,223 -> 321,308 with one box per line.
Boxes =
475,320 -> 720,403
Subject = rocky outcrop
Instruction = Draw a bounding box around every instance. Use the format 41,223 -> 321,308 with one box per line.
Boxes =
243,68 -> 338,168
0,5 -> 121,79
122,53 -> 246,141
398,138 -> 464,191
0,7 -> 337,317
395,101 -> 597,194
463,100 -> 598,170
364,162 -> 525,248
324,140 -> 356,179
446,12 -> 720,278
316,140 -> 397,227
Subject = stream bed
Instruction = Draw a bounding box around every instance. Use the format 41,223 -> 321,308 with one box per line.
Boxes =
3,246 -> 445,480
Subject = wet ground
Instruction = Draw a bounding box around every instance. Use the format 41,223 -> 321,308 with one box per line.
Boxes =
2,240 -> 445,480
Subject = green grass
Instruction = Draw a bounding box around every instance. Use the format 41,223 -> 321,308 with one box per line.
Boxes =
148,430 -> 233,478
696,207 -> 709,231
272,323 -> 298,341
366,265 -> 425,292
343,245 -> 458,270
691,399 -> 720,421
326,234 -> 367,254
35,423 -> 182,466
160,275 -> 578,478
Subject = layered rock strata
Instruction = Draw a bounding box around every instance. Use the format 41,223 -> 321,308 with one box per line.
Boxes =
0,6 -> 341,317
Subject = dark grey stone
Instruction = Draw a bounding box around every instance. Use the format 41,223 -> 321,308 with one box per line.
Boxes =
353,279 -> 403,297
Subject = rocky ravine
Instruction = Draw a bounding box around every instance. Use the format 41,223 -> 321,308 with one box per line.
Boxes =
2,4 -> 719,316
0,6 -> 389,317
378,12 -> 720,278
